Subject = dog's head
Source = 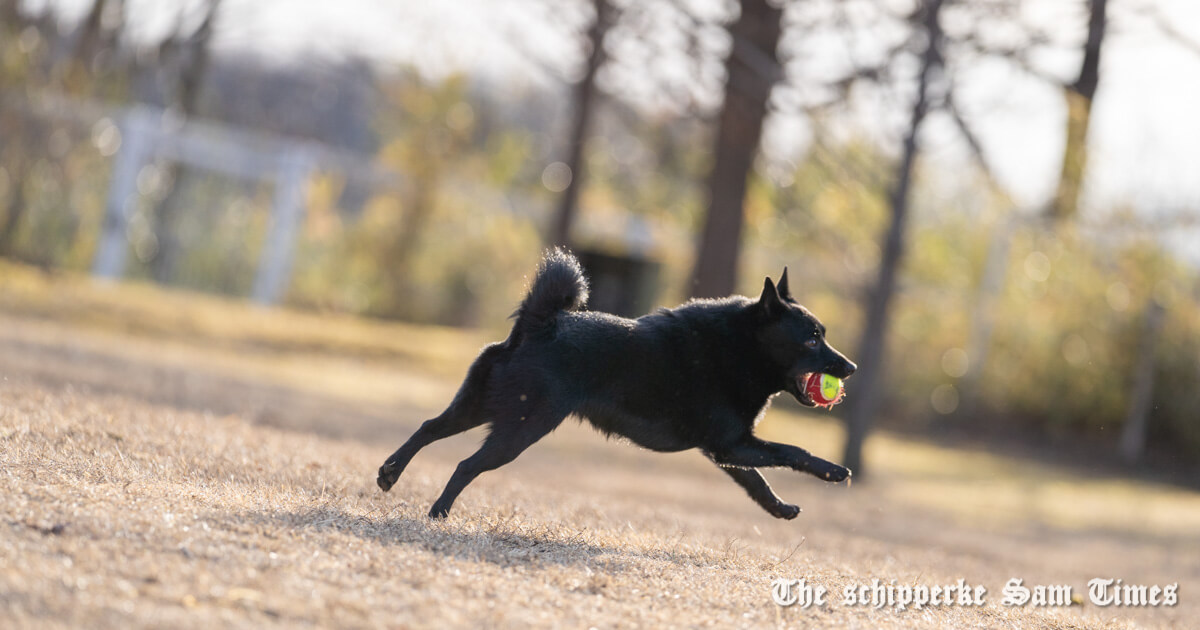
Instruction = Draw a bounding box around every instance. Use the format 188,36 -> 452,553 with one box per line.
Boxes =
753,269 -> 857,407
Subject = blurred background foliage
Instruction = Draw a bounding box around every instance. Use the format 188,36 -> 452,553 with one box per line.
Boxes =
0,0 -> 1197,471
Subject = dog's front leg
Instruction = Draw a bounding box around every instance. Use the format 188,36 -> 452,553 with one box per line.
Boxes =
711,437 -> 850,482
713,464 -> 800,519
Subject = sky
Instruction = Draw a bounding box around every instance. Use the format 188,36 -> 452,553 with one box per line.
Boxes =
31,0 -> 1200,256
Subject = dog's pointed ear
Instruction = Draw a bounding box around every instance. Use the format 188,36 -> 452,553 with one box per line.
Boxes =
758,276 -> 784,316
777,267 -> 792,301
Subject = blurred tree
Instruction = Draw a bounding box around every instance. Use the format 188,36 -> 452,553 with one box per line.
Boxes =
0,3 -> 50,258
1,0 -> 130,261
504,0 -> 733,259
1049,0 -> 1107,222
689,0 -> 783,298
149,0 -> 223,284
68,0 -> 125,90
842,0 -> 946,477
550,0 -> 616,248
940,0 -> 1106,223
368,74 -> 475,319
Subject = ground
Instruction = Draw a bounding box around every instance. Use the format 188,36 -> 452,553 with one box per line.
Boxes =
1,264 -> 1197,629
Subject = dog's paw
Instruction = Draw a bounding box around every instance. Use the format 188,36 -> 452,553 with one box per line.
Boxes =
376,463 -> 398,492
772,503 -> 801,520
427,503 -> 451,519
815,461 -> 851,483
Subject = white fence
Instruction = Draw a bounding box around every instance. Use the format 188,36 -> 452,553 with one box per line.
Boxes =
88,104 -> 407,304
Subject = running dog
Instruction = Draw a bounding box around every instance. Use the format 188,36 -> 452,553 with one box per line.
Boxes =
377,249 -> 856,519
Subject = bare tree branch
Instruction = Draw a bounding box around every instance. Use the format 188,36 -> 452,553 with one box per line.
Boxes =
662,0 -> 781,94
943,84 -> 1009,200
950,34 -> 1064,86
1147,4 -> 1200,58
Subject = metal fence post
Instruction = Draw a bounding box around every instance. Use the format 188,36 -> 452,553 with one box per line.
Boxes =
252,149 -> 314,305
91,107 -> 154,280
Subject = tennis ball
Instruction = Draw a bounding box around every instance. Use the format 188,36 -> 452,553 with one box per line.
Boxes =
804,373 -> 845,408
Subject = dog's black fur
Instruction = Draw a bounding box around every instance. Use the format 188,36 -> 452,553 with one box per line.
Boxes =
377,249 -> 857,519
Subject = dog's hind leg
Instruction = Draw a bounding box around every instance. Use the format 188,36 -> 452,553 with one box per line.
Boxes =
710,437 -> 850,483
377,345 -> 505,492
427,408 -> 566,518
713,463 -> 800,520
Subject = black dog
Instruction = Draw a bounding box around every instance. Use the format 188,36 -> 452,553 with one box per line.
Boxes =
377,249 -> 857,519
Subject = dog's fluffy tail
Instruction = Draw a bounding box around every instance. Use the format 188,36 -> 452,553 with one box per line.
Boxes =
511,248 -> 588,339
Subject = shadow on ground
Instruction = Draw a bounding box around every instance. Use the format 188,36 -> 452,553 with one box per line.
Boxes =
236,505 -> 746,574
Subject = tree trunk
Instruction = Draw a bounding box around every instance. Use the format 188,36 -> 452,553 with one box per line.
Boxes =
688,0 -> 783,298
550,0 -> 613,248
0,161 -> 29,257
842,0 -> 945,477
0,114 -> 38,258
150,0 -> 221,284
65,0 -> 125,92
1,1 -> 21,23
73,0 -> 110,65
1048,0 -> 1107,221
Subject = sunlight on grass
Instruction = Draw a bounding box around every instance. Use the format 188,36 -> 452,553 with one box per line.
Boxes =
6,260 -> 1200,543
0,261 -> 489,379
762,410 -> 1200,539
2,263 -> 1197,628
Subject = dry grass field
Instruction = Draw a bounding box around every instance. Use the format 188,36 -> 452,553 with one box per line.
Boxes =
2,264 -> 1198,629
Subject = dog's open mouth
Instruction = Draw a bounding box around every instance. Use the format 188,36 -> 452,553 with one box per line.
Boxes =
792,372 -> 847,408
793,372 -> 818,407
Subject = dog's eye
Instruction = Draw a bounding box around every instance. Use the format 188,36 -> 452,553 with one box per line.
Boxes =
804,338 -> 819,350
